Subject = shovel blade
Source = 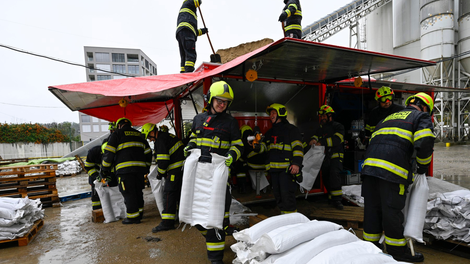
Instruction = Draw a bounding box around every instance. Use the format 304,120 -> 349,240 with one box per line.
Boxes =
210,54 -> 221,63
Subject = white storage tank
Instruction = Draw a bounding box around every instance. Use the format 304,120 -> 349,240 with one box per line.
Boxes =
458,0 -> 470,75
365,1 -> 393,54
420,0 -> 455,79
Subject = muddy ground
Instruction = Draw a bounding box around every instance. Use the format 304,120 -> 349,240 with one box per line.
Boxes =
1,143 -> 469,264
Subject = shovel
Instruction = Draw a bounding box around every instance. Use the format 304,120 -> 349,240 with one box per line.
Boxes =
197,6 -> 221,63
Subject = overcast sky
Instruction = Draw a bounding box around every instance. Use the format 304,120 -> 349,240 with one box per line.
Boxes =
1,0 -> 353,124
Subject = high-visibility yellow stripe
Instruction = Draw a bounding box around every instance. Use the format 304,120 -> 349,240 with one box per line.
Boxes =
372,127 -> 413,143
330,190 -> 343,196
327,138 -> 333,147
363,158 -> 408,180
385,236 -> 406,246
162,213 -> 176,220
417,154 -> 432,165
115,161 -> 148,170
104,145 -> 116,153
157,154 -> 170,160
169,141 -> 183,155
207,242 -> 225,251
284,24 -> 302,31
85,161 -> 96,167
88,168 -> 97,176
281,210 -> 297,214
179,8 -> 197,20
269,162 -> 290,169
363,231 -> 381,242
177,22 -> 196,35
127,212 -> 140,219
414,128 -> 435,141
168,160 -> 184,170
247,163 -> 265,170
334,132 -> 344,142
92,201 -> 101,206
117,141 -> 146,151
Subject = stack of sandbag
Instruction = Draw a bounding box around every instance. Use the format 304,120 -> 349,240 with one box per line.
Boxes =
231,212 -> 405,264
424,189 -> 470,243
0,197 -> 44,240
56,160 -> 82,175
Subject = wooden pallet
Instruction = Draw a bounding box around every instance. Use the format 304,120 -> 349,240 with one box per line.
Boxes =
0,219 -> 44,247
0,164 -> 59,207
309,202 -> 364,229
0,158 -> 29,166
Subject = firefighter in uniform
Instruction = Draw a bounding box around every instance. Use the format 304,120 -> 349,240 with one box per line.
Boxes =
184,81 -> 243,264
361,93 -> 435,262
176,0 -> 208,73
308,105 -> 345,210
365,86 -> 405,140
233,125 -> 266,193
85,145 -> 103,211
101,118 -> 152,224
141,123 -> 185,233
261,103 -> 303,214
278,0 -> 302,39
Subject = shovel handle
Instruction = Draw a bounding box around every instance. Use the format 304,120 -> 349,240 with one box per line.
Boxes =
198,6 -> 216,55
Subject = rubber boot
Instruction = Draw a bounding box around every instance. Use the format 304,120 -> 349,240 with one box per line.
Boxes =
152,221 -> 175,233
122,218 -> 141,224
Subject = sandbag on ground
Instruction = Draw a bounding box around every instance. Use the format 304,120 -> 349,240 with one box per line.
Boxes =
306,240 -> 383,264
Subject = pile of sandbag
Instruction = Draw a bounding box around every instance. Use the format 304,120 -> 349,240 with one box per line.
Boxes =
0,197 -> 44,240
424,189 -> 470,243
56,160 -> 82,175
231,212 -> 402,264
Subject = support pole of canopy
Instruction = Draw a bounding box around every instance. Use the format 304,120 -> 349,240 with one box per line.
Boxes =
173,97 -> 183,139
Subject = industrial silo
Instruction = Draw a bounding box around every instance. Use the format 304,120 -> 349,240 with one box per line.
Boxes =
420,0 -> 455,82
458,0 -> 470,78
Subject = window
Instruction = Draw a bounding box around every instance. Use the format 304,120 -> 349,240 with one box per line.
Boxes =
101,125 -> 109,131
96,64 -> 110,73
97,75 -> 112,80
95,52 -> 110,62
127,54 -> 138,63
112,64 -> 126,74
128,65 -> 139,74
81,115 -> 91,122
113,75 -> 126,80
93,125 -> 100,132
145,59 -> 149,69
88,75 -> 95,81
86,52 -> 93,62
82,125 -> 91,132
87,63 -> 95,73
112,53 -> 125,62
92,117 -> 99,122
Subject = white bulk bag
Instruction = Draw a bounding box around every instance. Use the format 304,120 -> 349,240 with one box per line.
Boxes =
403,173 -> 429,243
233,212 -> 310,244
249,171 -> 270,191
178,149 -> 229,230
306,240 -> 383,264
269,229 -> 359,264
94,181 -> 126,223
300,146 -> 325,191
252,220 -> 342,256
148,166 -> 165,216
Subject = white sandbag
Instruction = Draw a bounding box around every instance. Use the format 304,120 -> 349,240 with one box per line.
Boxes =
269,229 -> 359,264
306,240 -> 383,264
148,166 -> 165,216
342,253 -> 398,264
300,146 -> 325,191
233,212 -> 310,244
94,181 -> 126,223
179,149 -> 229,230
403,173 -> 429,243
249,171 -> 270,191
252,220 -> 342,256
0,197 -> 28,211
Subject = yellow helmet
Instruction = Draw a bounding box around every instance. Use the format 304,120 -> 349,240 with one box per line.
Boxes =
159,125 -> 169,132
266,103 -> 288,117
240,125 -> 253,136
375,86 -> 395,101
318,105 -> 334,115
206,81 -> 234,106
405,92 -> 434,116
108,122 -> 116,131
141,123 -> 156,139
116,117 -> 132,126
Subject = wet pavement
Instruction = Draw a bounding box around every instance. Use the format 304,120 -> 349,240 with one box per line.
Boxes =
0,142 -> 469,264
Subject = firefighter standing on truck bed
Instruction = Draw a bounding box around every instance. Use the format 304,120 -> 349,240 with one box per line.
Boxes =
361,92 -> 435,263
307,105 -> 345,210
278,0 -> 302,39
176,0 -> 207,73
141,123 -> 185,233
260,103 -> 304,214
184,81 -> 243,264
101,117 -> 152,224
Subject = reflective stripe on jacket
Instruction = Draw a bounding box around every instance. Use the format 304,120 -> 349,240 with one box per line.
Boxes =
176,0 -> 201,37
282,0 -> 302,32
155,132 -> 185,174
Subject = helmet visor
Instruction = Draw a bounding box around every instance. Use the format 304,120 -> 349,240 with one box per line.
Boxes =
379,95 -> 392,103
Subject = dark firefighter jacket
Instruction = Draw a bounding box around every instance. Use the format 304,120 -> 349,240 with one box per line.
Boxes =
361,106 -> 435,185
176,0 -> 205,37
282,0 -> 302,33
307,120 -> 345,160
188,112 -> 244,161
261,120 -> 304,171
365,103 -> 405,137
102,125 -> 152,175
155,131 -> 185,175
85,145 -> 102,181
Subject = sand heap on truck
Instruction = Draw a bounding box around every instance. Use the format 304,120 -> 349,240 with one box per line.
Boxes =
216,38 -> 273,64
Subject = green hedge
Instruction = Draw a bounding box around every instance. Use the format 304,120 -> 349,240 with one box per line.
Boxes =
0,123 -> 70,144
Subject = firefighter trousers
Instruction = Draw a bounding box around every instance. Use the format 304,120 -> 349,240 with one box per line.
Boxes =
362,175 -> 408,255
176,28 -> 196,73
196,185 -> 231,262
118,173 -> 145,220
91,184 -> 101,210
161,170 -> 183,226
271,170 -> 297,213
284,29 -> 301,39
321,158 -> 343,201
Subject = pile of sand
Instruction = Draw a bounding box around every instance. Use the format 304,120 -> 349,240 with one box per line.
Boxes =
216,38 -> 274,64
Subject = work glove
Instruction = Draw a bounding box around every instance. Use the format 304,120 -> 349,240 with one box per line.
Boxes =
416,165 -> 427,174
225,154 -> 233,167
278,12 -> 288,22
253,143 -> 261,152
200,28 -> 208,35
292,172 -> 303,183
184,145 -> 193,157
156,173 -> 167,180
